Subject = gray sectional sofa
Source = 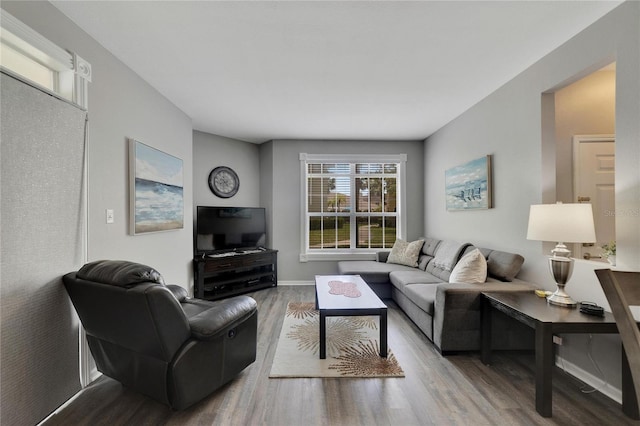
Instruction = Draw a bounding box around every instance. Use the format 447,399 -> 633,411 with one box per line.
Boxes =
337,237 -> 535,354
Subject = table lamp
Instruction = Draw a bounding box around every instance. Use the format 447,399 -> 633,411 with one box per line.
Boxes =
526,202 -> 596,307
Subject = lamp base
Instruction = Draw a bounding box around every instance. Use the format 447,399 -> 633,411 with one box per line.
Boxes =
546,286 -> 577,308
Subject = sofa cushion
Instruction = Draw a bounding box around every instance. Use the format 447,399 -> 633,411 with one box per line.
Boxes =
486,250 -> 524,282
387,238 -> 425,267
389,270 -> 444,295
403,284 -> 437,315
337,260 -> 416,284
449,248 -> 487,283
432,241 -> 468,272
417,254 -> 434,271
421,238 -> 442,256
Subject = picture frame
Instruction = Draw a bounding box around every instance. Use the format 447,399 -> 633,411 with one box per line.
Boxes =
445,155 -> 493,211
129,139 -> 184,234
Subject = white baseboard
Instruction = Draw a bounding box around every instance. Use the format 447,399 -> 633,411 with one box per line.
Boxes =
555,355 -> 621,404
278,280 -> 314,286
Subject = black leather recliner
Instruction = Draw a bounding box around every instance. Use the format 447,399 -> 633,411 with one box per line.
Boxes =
63,260 -> 257,410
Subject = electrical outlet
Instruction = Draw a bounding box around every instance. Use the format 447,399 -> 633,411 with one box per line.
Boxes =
106,209 -> 115,224
553,335 -> 563,345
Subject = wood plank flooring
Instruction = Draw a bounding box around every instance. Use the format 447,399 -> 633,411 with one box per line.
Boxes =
44,285 -> 638,425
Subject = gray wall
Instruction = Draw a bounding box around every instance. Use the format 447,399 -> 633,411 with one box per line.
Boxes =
193,130 -> 261,211
423,1 -> 639,402
265,139 -> 424,281
3,1 -> 195,289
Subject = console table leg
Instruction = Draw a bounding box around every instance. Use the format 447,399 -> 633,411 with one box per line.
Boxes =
319,310 -> 326,359
481,296 -> 492,364
622,344 -> 640,419
535,321 -> 553,417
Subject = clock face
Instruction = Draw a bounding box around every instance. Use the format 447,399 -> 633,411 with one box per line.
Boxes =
208,167 -> 239,198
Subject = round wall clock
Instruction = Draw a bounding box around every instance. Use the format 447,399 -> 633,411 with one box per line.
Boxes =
208,166 -> 239,198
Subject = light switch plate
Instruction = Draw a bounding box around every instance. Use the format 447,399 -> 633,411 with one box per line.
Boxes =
106,209 -> 115,224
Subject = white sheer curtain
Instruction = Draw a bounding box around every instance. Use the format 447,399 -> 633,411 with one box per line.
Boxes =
1,72 -> 87,425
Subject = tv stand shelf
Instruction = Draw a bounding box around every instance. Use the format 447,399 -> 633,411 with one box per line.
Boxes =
194,249 -> 277,300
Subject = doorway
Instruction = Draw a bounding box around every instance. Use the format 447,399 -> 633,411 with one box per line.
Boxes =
573,135 -> 615,260
551,62 -> 616,261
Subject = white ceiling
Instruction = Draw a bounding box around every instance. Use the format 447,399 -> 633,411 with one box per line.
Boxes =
50,1 -> 622,143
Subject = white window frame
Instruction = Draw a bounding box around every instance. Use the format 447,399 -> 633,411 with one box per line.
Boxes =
299,153 -> 407,262
1,9 -> 91,109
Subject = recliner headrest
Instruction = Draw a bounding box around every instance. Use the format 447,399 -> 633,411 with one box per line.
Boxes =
77,260 -> 165,287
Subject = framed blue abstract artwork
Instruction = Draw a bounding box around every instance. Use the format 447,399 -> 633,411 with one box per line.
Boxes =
129,139 -> 184,234
445,155 -> 492,211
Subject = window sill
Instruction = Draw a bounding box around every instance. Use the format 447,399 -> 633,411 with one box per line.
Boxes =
299,251 -> 378,262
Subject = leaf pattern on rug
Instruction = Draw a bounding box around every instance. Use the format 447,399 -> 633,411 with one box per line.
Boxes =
287,316 -> 367,356
348,316 -> 378,330
328,340 -> 404,376
286,301 -> 317,319
270,302 -> 404,378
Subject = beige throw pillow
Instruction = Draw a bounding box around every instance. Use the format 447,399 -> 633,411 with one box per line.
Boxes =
387,239 -> 425,267
449,248 -> 487,283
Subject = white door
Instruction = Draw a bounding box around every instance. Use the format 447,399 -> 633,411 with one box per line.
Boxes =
573,135 -> 615,260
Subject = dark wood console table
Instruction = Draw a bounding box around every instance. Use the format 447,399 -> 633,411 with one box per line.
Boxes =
194,249 -> 277,301
482,291 -> 638,419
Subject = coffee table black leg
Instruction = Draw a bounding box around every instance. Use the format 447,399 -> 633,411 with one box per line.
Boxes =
319,310 -> 326,359
380,308 -> 388,357
535,321 -> 553,417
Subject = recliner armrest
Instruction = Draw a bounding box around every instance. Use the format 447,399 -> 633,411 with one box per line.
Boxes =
188,296 -> 257,340
165,284 -> 189,302
166,284 -> 188,302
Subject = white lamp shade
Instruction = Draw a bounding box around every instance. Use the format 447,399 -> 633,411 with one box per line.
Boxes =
527,203 -> 596,243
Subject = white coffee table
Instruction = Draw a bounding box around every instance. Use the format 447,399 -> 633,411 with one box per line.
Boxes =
314,275 -> 388,359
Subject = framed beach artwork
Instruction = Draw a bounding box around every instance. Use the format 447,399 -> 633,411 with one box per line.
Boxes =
129,139 -> 184,234
445,155 -> 492,211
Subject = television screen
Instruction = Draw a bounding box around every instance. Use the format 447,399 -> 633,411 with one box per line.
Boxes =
196,206 -> 266,253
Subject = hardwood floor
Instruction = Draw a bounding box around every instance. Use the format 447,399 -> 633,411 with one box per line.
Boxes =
44,285 -> 637,425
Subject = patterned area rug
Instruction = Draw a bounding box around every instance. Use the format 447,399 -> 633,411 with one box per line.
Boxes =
269,302 -> 404,378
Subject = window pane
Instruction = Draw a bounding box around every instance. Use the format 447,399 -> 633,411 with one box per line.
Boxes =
356,177 -> 369,212
369,178 -> 382,212
383,217 -> 397,248
308,163 -> 322,173
384,164 -> 397,174
309,217 -> 322,248
337,218 -> 350,248
323,217 -> 337,248
356,217 -> 370,248
383,177 -> 397,212
368,216 -> 384,248
356,163 -> 369,174
308,178 -> 322,212
332,176 -> 350,212
0,44 -> 55,91
369,163 -> 383,174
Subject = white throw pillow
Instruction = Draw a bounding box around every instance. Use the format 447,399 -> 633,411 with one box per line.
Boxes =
387,239 -> 425,267
449,248 -> 487,283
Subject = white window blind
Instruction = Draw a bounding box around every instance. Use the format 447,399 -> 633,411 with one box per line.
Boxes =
300,154 -> 407,261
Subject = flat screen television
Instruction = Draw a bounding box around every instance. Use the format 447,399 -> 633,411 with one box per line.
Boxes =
195,206 -> 266,254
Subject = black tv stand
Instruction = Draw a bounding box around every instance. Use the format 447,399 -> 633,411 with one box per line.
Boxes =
194,249 -> 277,301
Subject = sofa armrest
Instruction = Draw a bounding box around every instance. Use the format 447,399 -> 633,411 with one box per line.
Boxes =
432,281 -> 535,350
377,251 -> 390,262
188,296 -> 257,341
166,284 -> 188,302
